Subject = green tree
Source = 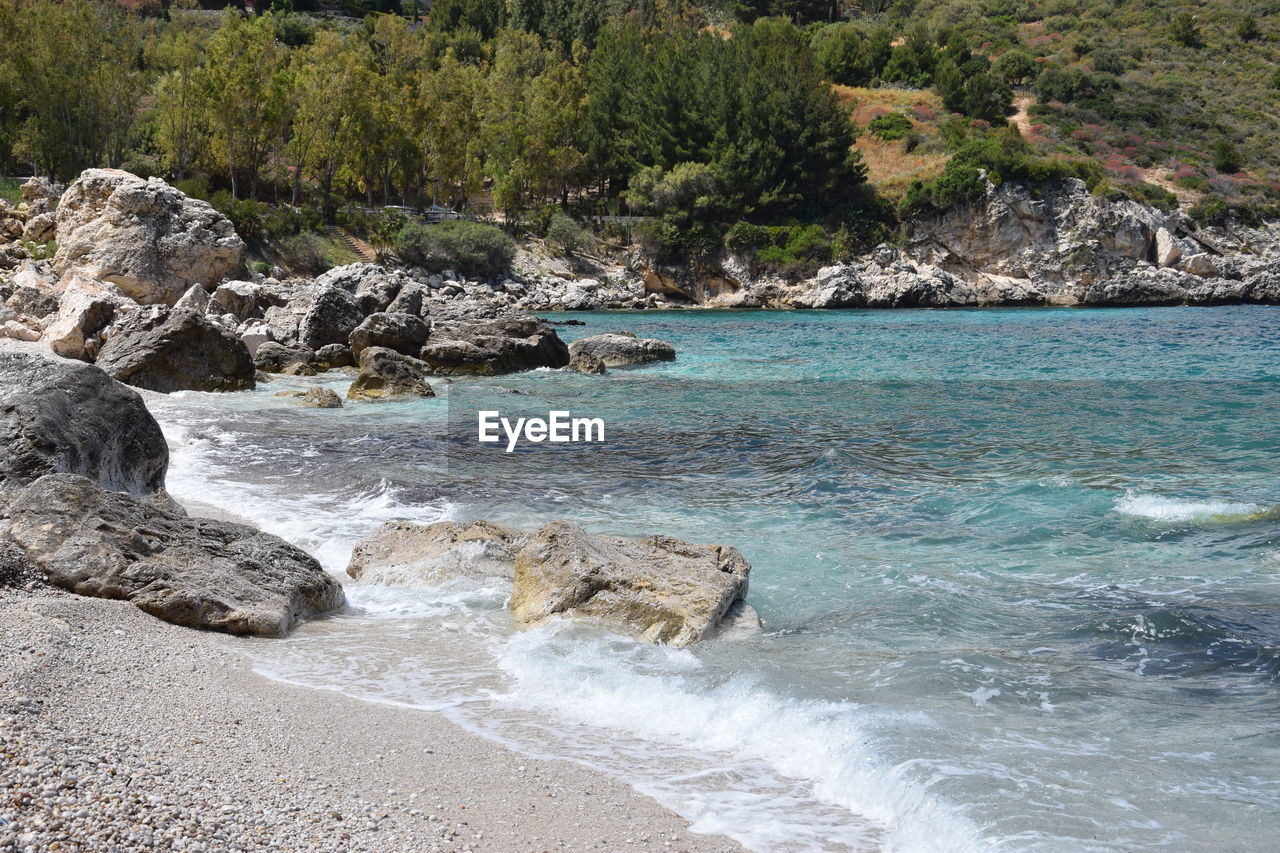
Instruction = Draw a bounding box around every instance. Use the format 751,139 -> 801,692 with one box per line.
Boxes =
811,23 -> 892,87
1212,140 -> 1242,174
148,28 -> 206,179
992,49 -> 1036,86
1170,12 -> 1202,49
201,11 -> 290,198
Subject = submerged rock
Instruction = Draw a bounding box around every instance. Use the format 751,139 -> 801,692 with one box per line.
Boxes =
510,521 -> 751,647
301,387 -> 343,408
566,332 -> 676,368
347,520 -> 528,586
346,346 -> 434,401
94,305 -> 255,393
2,473 -> 344,636
0,351 -> 168,499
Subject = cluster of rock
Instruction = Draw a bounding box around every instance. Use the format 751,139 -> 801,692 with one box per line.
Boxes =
0,350 -> 344,635
347,518 -> 758,646
0,176 -> 59,272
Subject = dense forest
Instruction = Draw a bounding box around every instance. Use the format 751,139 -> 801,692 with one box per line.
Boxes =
1,0 -> 1277,269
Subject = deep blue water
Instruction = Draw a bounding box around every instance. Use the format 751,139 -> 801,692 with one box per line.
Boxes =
152,306 -> 1280,852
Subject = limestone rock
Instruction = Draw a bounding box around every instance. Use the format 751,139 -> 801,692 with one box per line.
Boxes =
3,473 -> 344,637
298,285 -> 362,351
21,211 -> 56,244
419,315 -> 569,375
301,387 -> 343,408
346,346 -> 434,401
212,280 -> 264,321
253,341 -> 316,374
567,352 -> 607,374
0,351 -> 168,498
347,520 -> 528,586
313,343 -> 353,370
95,306 -> 256,393
53,169 -> 246,305
566,332 -> 675,368
348,311 -> 430,358
510,521 -> 751,647
1155,227 -> 1183,268
42,278 -> 119,361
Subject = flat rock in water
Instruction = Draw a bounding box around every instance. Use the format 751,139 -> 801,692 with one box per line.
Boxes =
0,351 -> 168,499
347,520 -> 528,586
2,473 -> 344,636
567,332 -> 675,368
510,521 -> 751,647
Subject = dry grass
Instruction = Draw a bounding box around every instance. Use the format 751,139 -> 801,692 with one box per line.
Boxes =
836,86 -> 949,200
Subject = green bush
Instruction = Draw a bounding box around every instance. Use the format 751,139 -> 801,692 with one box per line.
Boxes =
546,211 -> 589,256
211,193 -> 265,242
1123,181 -> 1178,211
274,232 -> 329,276
1170,12 -> 1202,49
1212,141 -> 1242,174
1188,197 -> 1228,226
393,219 -> 516,277
172,175 -> 210,201
867,112 -> 914,141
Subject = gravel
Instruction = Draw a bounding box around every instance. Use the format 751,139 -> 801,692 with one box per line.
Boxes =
0,586 -> 743,853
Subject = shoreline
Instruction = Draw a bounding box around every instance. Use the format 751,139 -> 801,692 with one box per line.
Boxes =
0,581 -> 744,853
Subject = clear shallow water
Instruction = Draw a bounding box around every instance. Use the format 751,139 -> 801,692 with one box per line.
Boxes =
149,306 -> 1280,852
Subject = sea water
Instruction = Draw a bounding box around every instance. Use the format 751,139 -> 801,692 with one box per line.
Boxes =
148,306 -> 1280,852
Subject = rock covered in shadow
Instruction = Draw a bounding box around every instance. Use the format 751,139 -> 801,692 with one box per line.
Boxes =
346,346 -> 435,401
566,332 -> 675,368
0,351 -> 168,499
511,521 -> 752,647
346,520 -> 529,586
418,314 -> 569,375
2,473 -> 344,636
94,302 -> 255,393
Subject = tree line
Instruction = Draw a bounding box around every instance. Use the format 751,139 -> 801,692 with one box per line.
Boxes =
0,0 -> 865,231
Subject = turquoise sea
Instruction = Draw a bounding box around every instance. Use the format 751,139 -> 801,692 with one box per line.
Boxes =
149,306 -> 1280,851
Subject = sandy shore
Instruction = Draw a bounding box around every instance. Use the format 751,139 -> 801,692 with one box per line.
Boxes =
0,579 -> 743,853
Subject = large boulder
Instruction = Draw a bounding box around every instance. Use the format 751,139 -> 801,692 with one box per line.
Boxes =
0,351 -> 167,499
419,315 -> 569,375
253,341 -> 317,374
2,473 -> 344,637
42,276 -> 119,360
346,346 -> 435,401
53,169 -> 246,305
347,520 -> 528,586
348,311 -> 430,358
95,305 -> 256,393
298,285 -> 362,351
566,332 -> 676,368
510,521 -> 751,647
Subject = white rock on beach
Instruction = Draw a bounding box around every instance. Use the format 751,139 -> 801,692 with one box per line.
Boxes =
347,519 -> 529,586
53,169 -> 246,305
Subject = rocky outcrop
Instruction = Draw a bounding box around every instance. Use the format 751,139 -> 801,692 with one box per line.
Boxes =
94,304 -> 255,393
566,332 -> 675,368
346,346 -> 434,401
53,169 -> 245,305
2,473 -> 344,637
41,277 -> 119,361
510,521 -> 752,647
419,315 -> 569,375
348,311 -> 430,358
346,520 -> 528,586
0,351 -> 168,499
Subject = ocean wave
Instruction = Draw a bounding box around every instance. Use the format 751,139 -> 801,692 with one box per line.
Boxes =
1114,491 -> 1265,523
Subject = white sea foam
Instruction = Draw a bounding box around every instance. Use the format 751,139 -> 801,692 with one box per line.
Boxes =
1114,491 -> 1261,523
159,418 -> 453,571
494,623 -> 988,853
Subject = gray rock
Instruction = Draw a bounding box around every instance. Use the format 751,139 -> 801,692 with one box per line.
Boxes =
2,473 -> 344,636
95,306 -> 256,393
510,521 -> 751,647
346,347 -> 435,401
566,332 -> 675,368
253,341 -> 316,374
0,351 -> 168,498
53,169 -> 246,305
419,315 -> 569,375
347,520 -> 528,586
298,286 -> 362,351
348,311 -> 430,358
300,387 -> 342,408
312,343 -> 353,370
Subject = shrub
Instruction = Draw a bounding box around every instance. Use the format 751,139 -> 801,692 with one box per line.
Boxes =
992,49 -> 1036,85
867,112 -> 914,141
275,232 -> 329,276
369,209 -> 407,249
393,220 -> 516,277
211,193 -> 265,242
1188,197 -> 1228,226
261,205 -> 306,241
725,221 -> 770,253
1170,12 -> 1202,49
546,212 -> 589,256
1237,14 -> 1260,42
173,175 -> 210,201
1212,141 -> 1242,174
1123,181 -> 1178,211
